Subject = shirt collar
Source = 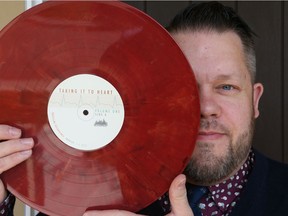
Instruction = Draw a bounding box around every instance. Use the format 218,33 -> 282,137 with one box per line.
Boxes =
207,149 -> 255,212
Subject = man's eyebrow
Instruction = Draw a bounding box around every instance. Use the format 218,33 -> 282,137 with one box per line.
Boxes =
213,74 -> 242,81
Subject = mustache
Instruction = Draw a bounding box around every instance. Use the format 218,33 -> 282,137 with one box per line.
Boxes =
199,119 -> 230,134
200,119 -> 218,129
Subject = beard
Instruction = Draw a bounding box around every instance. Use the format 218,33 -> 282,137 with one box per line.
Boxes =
184,116 -> 255,185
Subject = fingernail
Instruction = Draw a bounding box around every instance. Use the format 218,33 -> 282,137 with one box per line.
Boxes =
9,127 -> 21,137
21,138 -> 34,146
20,150 -> 32,157
177,175 -> 186,189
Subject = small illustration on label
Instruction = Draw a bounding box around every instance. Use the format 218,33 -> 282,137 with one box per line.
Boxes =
94,119 -> 108,127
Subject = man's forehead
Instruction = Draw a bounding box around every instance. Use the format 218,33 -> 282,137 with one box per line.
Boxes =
194,69 -> 249,83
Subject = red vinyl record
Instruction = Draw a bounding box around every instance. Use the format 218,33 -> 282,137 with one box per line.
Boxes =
0,1 -> 200,215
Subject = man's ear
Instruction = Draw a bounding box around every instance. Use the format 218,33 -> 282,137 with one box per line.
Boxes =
253,83 -> 264,118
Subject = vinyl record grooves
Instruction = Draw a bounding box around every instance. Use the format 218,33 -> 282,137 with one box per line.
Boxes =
0,1 -> 200,215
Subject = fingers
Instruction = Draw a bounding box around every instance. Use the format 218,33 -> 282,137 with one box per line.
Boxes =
0,145 -> 33,175
169,174 -> 194,216
0,125 -> 22,140
0,125 -> 34,202
0,125 -> 34,174
0,137 -> 34,158
83,210 -> 144,216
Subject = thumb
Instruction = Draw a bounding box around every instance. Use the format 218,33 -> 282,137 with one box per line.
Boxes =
169,174 -> 194,216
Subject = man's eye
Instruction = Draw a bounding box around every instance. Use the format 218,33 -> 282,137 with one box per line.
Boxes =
222,85 -> 234,90
216,84 -> 240,95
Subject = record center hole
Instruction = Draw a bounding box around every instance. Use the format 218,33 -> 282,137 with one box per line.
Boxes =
83,110 -> 89,116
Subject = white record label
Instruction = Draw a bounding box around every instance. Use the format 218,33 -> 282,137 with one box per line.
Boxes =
47,74 -> 125,151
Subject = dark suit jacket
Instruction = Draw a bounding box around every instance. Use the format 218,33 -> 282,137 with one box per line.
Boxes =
138,150 -> 288,216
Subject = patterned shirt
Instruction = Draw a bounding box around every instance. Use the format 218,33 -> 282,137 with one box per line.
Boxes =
199,150 -> 254,216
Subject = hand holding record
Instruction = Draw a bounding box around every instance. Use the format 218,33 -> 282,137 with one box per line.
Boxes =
0,125 -> 34,201
83,175 -> 194,216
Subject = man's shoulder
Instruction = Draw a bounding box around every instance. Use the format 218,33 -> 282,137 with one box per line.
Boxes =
267,156 -> 288,171
230,150 -> 288,216
254,150 -> 288,190
256,150 -> 288,175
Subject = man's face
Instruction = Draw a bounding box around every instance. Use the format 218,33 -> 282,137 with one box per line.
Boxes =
172,31 -> 263,185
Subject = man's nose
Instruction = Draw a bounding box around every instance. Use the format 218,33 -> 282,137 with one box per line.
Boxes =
199,89 -> 221,118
